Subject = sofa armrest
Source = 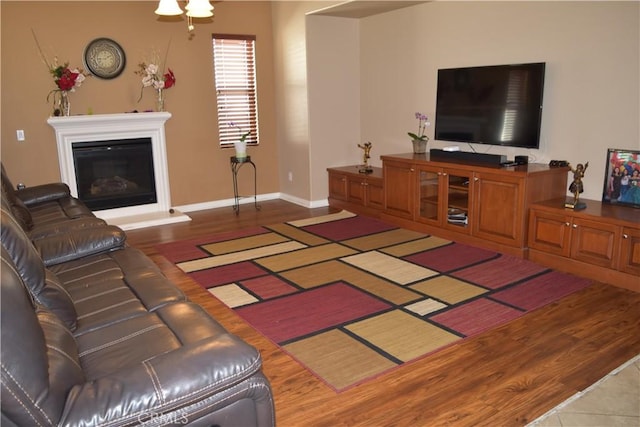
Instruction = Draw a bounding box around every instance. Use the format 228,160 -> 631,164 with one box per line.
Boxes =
16,183 -> 71,206
35,226 -> 126,266
60,336 -> 265,427
29,217 -> 107,240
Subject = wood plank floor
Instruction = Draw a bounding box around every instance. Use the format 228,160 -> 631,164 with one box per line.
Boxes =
125,200 -> 640,427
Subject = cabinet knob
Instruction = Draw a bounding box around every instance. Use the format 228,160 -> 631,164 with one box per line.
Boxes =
572,224 -> 578,228
443,173 -> 447,176
565,222 -> 570,226
474,177 -> 479,182
437,172 -> 442,176
623,234 -> 629,239
410,168 -> 415,172
362,182 -> 368,186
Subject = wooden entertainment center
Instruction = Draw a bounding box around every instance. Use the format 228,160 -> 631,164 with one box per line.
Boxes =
327,153 -> 640,291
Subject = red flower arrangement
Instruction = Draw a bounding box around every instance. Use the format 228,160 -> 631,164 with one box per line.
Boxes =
51,64 -> 87,92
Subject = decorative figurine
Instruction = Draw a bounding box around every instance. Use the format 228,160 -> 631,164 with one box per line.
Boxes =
565,161 -> 589,210
358,141 -> 373,174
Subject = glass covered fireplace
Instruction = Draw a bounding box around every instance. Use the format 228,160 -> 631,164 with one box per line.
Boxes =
72,138 -> 157,211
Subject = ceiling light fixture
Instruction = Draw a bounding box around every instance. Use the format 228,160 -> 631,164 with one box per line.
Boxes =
155,0 -> 214,32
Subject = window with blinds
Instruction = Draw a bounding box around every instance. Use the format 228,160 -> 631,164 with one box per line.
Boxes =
212,34 -> 258,146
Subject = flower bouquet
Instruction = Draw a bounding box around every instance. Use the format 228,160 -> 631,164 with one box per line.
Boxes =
32,30 -> 88,116
135,47 -> 176,112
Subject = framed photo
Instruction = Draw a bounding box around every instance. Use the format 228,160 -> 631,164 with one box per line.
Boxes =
601,148 -> 640,209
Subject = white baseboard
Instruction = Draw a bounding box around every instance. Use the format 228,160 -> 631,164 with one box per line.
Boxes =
175,193 -> 329,213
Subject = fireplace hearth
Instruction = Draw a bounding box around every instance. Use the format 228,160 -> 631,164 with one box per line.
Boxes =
47,112 -> 190,230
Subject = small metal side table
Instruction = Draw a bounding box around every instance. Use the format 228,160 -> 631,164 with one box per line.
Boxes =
230,156 -> 259,214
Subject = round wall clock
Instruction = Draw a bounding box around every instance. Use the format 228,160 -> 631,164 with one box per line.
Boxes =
83,38 -> 126,79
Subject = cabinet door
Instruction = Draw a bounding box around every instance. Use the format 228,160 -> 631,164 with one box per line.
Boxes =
443,168 -> 473,233
366,179 -> 384,209
383,161 -> 415,219
347,176 -> 366,205
570,218 -> 619,269
328,172 -> 347,201
416,165 -> 442,225
473,172 -> 524,247
528,209 -> 571,257
619,226 -> 640,275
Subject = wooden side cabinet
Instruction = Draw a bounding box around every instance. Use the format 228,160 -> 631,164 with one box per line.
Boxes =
528,199 -> 640,292
529,211 -> 619,269
327,166 -> 383,215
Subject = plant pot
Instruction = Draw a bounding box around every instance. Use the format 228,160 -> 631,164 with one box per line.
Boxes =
412,138 -> 427,154
234,140 -> 247,160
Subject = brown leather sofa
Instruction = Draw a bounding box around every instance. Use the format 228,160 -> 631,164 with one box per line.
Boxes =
0,167 -> 275,426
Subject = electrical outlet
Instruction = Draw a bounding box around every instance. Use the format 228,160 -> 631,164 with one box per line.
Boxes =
16,130 -> 25,141
288,171 -> 293,182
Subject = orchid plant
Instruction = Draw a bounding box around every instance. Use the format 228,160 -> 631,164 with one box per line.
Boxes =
408,112 -> 431,141
229,122 -> 251,142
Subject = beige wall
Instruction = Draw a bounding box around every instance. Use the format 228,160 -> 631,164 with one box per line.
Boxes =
307,14 -> 361,202
354,1 -> 639,201
3,1 -> 639,208
1,1 -> 279,207
271,1 -> 342,206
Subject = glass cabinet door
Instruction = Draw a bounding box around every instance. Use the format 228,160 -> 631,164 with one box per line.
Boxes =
444,170 -> 472,231
418,168 -> 441,224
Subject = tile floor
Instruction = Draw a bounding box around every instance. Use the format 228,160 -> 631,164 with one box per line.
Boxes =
528,354 -> 640,426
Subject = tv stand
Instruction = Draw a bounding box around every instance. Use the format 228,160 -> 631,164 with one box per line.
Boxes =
380,153 -> 568,257
429,148 -> 506,166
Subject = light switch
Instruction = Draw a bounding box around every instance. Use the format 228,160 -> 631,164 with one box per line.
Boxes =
16,130 -> 25,141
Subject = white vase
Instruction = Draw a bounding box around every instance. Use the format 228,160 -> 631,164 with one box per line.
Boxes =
234,140 -> 247,160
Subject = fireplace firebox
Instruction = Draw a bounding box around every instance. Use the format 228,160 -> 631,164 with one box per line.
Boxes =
72,138 -> 157,211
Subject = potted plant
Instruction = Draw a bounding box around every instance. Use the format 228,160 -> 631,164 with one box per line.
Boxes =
408,112 -> 431,154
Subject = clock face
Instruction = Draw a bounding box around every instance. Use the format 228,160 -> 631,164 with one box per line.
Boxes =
83,38 -> 126,79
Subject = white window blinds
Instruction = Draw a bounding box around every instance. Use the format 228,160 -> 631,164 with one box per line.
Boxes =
212,34 -> 258,146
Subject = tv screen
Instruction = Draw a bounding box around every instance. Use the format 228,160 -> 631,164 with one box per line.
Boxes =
435,62 -> 546,149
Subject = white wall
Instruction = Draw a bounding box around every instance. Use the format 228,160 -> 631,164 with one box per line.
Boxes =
356,1 -> 639,201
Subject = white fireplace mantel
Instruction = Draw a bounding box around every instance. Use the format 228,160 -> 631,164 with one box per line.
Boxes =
47,112 -> 190,230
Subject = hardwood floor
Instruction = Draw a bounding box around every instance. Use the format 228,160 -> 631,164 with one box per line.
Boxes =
125,200 -> 640,427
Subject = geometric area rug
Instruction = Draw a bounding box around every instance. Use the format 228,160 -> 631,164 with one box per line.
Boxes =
156,210 -> 592,392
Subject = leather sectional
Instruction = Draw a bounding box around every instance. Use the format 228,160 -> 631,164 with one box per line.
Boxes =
0,164 -> 275,426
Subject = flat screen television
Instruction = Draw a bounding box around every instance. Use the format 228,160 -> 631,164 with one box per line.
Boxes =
435,62 -> 546,149
602,148 -> 640,209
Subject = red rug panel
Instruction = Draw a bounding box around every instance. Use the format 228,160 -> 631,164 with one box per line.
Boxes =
235,282 -> 392,343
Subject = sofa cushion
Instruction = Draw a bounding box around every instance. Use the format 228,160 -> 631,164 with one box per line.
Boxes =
47,247 -> 186,335
1,251 -> 84,426
34,226 -> 126,267
1,184 -> 33,231
0,209 -> 78,330
15,182 -> 71,206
